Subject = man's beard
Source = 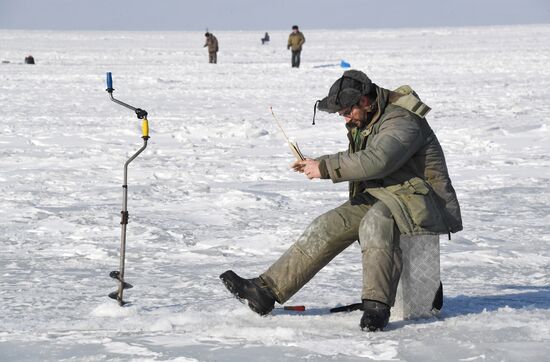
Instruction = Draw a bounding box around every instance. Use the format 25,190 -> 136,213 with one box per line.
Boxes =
347,115 -> 367,129
351,102 -> 377,129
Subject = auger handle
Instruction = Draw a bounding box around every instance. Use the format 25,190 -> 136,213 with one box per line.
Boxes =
106,72 -> 114,92
105,72 -> 138,114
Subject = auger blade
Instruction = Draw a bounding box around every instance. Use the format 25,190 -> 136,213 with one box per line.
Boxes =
109,271 -> 133,289
108,291 -> 130,306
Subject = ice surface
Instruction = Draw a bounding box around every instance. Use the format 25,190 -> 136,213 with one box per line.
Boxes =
1,25 -> 550,361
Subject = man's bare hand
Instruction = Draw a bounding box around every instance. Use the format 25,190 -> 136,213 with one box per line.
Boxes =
291,160 -> 305,173
291,159 -> 321,179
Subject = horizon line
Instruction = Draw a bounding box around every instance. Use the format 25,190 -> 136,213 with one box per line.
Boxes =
1,22 -> 549,33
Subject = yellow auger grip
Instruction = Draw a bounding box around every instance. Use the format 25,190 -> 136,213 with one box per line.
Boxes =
142,118 -> 149,138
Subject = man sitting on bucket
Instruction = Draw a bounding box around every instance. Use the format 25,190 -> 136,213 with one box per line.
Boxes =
220,70 -> 462,331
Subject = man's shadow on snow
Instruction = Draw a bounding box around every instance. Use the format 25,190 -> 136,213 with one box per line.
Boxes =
273,285 -> 550,322
441,285 -> 550,317
391,284 -> 550,329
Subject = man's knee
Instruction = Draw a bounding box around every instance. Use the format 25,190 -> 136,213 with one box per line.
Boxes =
359,203 -> 398,251
298,209 -> 345,243
295,205 -> 360,255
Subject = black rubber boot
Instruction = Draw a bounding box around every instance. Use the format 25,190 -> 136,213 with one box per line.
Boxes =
220,270 -> 276,316
360,300 -> 390,332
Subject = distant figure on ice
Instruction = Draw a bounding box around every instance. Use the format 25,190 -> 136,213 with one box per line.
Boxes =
220,70 -> 462,332
25,55 -> 35,64
287,25 -> 305,68
261,32 -> 270,45
204,32 -> 219,64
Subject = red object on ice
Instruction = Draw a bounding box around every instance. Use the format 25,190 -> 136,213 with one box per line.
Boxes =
283,305 -> 306,311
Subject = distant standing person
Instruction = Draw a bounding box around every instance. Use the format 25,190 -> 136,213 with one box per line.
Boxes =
204,32 -> 219,64
287,25 -> 305,68
261,32 -> 270,45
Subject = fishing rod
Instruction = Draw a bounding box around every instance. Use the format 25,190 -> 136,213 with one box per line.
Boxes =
105,72 -> 150,306
269,107 -> 305,161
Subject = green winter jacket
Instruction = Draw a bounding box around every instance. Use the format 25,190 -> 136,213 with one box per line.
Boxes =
204,34 -> 219,53
287,31 -> 305,51
321,87 -> 463,236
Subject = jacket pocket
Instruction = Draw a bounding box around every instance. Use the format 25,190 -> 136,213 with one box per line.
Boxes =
391,177 -> 442,230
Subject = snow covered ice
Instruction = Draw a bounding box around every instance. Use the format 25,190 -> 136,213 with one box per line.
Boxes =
1,25 -> 550,361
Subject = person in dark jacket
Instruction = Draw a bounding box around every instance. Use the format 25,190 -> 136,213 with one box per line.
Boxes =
261,32 -> 270,45
204,32 -> 219,64
25,55 -> 35,64
221,70 -> 462,332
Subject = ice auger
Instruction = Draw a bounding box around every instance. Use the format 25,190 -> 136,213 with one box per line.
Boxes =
105,72 -> 150,306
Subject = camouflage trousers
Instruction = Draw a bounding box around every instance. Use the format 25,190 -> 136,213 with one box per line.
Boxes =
261,201 -> 402,306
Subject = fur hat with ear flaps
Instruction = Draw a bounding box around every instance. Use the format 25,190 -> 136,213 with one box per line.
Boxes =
317,70 -> 375,113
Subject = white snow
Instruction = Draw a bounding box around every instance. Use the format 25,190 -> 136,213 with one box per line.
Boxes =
1,25 -> 550,361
